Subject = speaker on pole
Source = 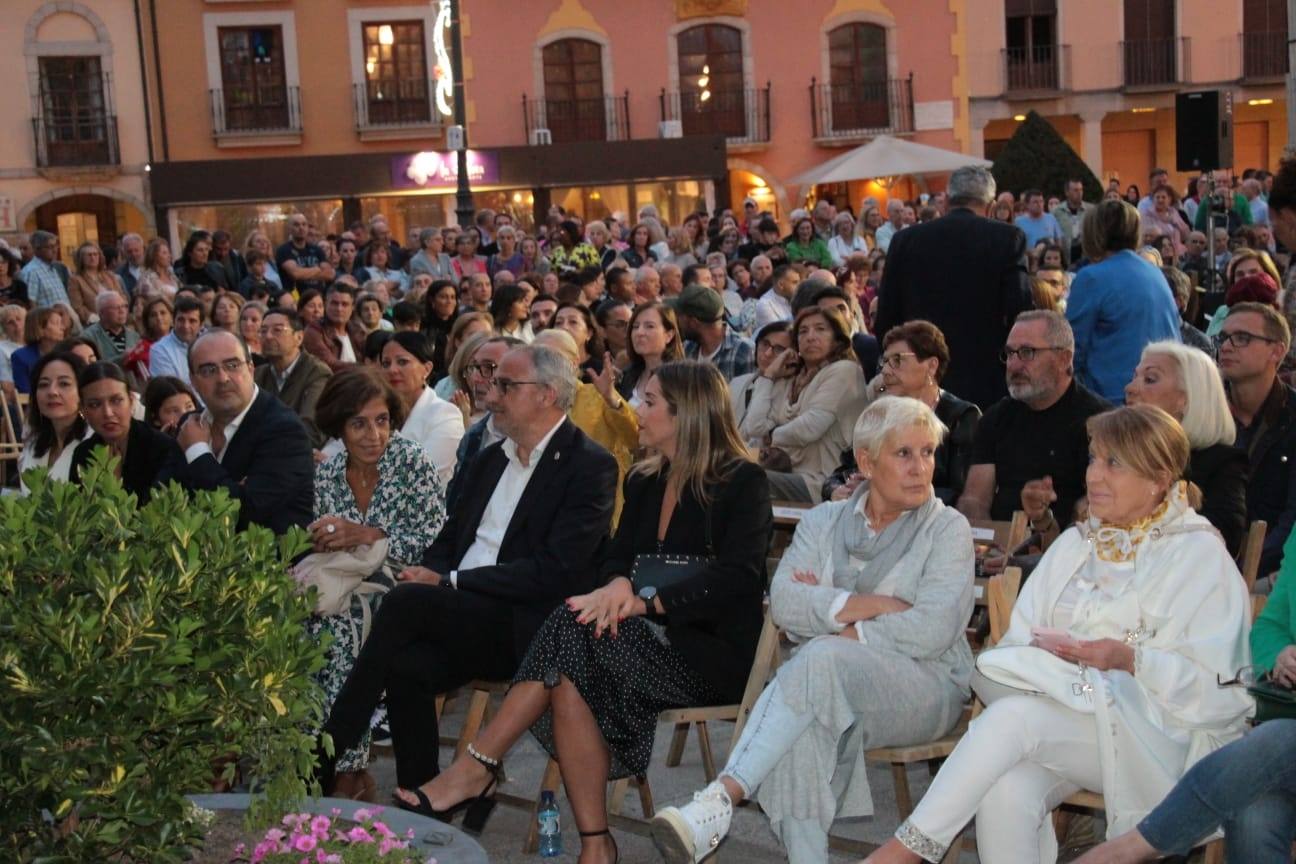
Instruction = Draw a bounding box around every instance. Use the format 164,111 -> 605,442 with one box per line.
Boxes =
1175,90 -> 1233,172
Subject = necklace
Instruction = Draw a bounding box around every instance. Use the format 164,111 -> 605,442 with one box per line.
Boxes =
347,462 -> 379,491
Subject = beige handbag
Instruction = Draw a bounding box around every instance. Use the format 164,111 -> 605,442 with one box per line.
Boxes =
293,539 -> 395,653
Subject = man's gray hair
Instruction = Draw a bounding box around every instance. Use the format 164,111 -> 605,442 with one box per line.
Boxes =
418,226 -> 439,247
635,265 -> 657,284
1015,309 -> 1075,353
95,291 -> 125,313
31,229 -> 56,247
852,395 -> 948,457
521,344 -> 577,412
121,232 -> 143,245
947,166 -> 997,207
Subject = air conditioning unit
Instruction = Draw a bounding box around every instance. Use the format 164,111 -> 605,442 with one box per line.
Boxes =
659,120 -> 683,139
529,128 -> 553,146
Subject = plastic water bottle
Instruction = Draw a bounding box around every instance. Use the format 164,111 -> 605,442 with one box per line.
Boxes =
538,790 -> 562,857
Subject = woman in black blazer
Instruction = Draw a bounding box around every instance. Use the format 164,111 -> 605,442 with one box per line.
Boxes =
70,362 -> 175,504
395,360 -> 771,863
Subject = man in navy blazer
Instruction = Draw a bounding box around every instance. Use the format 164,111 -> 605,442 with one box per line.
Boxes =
320,344 -> 617,789
159,330 -> 314,534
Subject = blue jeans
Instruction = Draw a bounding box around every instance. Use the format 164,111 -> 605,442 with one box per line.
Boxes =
1138,719 -> 1296,862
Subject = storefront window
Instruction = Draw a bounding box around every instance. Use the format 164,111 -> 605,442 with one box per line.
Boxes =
172,199 -> 343,249
551,180 -> 712,230
360,189 -> 536,246
550,185 -> 630,225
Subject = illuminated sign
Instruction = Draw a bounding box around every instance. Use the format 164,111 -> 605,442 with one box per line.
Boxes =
391,150 -> 499,188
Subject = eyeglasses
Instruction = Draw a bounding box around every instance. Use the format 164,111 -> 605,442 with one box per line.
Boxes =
491,378 -> 541,395
1000,345 -> 1067,363
880,351 -> 917,369
194,358 -> 248,379
1215,330 -> 1281,350
260,324 -> 293,336
465,361 -> 498,380
1217,665 -> 1262,688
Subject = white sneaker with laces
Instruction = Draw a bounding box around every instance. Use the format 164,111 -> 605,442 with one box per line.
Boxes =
650,780 -> 733,863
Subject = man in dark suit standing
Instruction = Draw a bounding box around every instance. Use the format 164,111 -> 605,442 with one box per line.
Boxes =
319,344 -> 617,790
253,308 -> 332,448
160,330 -> 314,534
116,233 -> 145,298
874,165 -> 1032,409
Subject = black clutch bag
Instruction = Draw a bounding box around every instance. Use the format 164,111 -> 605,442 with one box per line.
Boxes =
1248,678 -> 1296,724
630,511 -> 714,594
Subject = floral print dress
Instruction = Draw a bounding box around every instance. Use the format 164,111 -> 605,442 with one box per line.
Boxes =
308,433 -> 447,771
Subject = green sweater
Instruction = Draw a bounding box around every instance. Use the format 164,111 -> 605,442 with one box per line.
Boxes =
1252,528 -> 1296,671
784,238 -> 833,269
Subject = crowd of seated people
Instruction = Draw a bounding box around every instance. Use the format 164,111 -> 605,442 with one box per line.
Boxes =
7,157 -> 1296,864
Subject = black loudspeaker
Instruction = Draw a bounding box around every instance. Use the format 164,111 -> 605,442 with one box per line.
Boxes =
1176,90 -> 1233,172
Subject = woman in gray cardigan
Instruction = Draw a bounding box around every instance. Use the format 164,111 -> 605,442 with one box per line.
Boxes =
653,396 -> 975,864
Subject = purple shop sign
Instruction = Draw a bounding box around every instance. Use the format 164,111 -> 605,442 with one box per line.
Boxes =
391,150 -> 500,189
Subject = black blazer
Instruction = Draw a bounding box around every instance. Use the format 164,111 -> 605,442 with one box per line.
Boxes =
423,418 -> 617,655
1188,443 -> 1249,558
600,461 -> 771,702
874,208 -> 1032,409
156,388 -> 314,534
69,419 -> 177,504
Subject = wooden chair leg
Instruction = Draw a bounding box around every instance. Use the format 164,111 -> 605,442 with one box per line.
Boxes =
890,762 -> 913,821
454,688 -> 491,760
608,776 -> 631,816
1203,839 -> 1225,864
695,722 -> 718,782
634,773 -> 655,818
523,758 -> 563,854
665,721 -> 690,767
434,693 -> 446,720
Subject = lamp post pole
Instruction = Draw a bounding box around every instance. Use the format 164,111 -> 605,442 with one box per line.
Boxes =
448,0 -> 474,228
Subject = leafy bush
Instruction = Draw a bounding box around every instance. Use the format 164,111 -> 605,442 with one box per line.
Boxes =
0,452 -> 327,863
991,110 -> 1103,201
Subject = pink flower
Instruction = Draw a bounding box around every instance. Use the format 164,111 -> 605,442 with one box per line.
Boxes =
310,815 -> 331,836
373,820 -> 396,839
352,807 -> 374,822
330,807 -> 342,817
293,833 -> 318,853
264,828 -> 286,843
346,826 -> 374,844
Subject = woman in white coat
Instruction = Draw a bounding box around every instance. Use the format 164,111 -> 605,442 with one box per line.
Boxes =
864,404 -> 1253,864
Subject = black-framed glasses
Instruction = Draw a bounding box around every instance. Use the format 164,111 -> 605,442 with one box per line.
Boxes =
880,351 -> 917,369
491,378 -> 541,395
465,361 -> 498,380
1000,346 -> 1067,363
194,358 -> 248,379
1218,665 -> 1262,688
1215,330 -> 1280,350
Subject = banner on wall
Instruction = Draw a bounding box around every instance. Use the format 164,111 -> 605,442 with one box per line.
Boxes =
391,150 -> 499,189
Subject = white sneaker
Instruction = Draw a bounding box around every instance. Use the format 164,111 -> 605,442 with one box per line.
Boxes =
650,780 -> 733,863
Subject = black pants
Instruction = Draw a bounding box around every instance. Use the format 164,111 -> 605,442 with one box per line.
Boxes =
323,582 -> 517,788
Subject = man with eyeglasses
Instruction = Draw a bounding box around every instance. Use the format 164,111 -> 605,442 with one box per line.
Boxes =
253,308 -> 332,448
444,335 -> 523,511
159,329 -> 314,535
1219,301 -> 1296,576
958,310 -> 1109,531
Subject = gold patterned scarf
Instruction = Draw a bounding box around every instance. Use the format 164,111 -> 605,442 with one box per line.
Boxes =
1085,486 -> 1181,563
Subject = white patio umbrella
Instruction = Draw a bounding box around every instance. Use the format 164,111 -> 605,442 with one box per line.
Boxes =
789,135 -> 992,187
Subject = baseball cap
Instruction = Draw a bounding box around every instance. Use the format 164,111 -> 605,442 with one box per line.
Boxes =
666,284 -> 724,323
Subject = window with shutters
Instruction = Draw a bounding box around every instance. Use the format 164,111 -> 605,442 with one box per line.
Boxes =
675,24 -> 746,137
1122,0 -> 1177,87
361,21 -> 430,125
827,23 -> 890,128
541,38 -> 607,143
1004,0 -> 1058,91
217,25 -> 292,130
1243,0 -> 1288,78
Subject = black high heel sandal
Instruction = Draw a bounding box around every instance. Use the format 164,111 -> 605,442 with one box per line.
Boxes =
580,828 -> 619,864
395,742 -> 501,834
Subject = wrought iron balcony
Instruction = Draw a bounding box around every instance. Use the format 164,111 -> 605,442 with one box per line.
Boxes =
809,76 -> 914,141
522,91 -> 630,144
1003,44 -> 1068,93
1241,31 -> 1288,80
660,83 -> 771,146
1121,37 -> 1187,88
209,85 -> 302,137
32,107 -> 119,168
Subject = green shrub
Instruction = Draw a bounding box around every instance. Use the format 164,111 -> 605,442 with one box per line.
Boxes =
991,110 -> 1103,201
0,452 -> 327,863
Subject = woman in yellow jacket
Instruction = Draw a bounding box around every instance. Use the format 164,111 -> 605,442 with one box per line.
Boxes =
533,328 -> 638,527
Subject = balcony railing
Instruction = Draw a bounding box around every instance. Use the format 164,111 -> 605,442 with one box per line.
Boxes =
352,79 -> 440,129
660,83 -> 771,146
209,85 -> 302,137
32,107 -> 119,168
809,76 -> 913,141
1121,37 -> 1187,88
1241,31 -> 1288,80
522,92 -> 630,144
1003,44 -> 1066,93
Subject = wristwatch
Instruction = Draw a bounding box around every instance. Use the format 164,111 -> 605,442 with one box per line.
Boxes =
637,585 -> 658,602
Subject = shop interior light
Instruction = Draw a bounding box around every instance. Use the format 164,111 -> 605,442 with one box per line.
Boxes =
1012,114 -> 1026,121
378,25 -> 395,46
1249,98 -> 1274,106
1131,107 -> 1155,113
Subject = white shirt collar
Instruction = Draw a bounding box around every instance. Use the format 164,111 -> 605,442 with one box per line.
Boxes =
275,352 -> 302,387
203,385 -> 260,457
501,414 -> 566,469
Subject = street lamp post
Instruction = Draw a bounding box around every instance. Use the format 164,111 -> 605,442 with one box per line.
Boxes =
447,0 -> 474,228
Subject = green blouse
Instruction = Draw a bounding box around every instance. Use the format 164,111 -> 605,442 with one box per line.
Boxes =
1252,527 -> 1296,671
784,237 -> 834,269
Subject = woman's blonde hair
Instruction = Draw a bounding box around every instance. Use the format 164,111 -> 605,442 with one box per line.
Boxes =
852,395 -> 948,459
1138,340 -> 1236,449
1086,404 -> 1190,489
1227,246 -> 1283,286
449,331 -> 491,391
631,360 -> 754,504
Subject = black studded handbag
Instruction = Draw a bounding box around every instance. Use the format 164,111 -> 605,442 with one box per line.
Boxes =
630,510 -> 715,595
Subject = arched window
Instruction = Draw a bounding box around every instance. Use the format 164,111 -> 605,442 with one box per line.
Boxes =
827,23 -> 889,129
541,38 -> 606,143
675,23 -> 745,137
1243,0 -> 1288,78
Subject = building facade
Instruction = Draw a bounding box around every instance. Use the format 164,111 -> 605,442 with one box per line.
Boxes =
968,0 -> 1289,192
1,1 -> 155,260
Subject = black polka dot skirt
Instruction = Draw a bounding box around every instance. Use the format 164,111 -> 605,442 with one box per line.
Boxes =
513,605 -> 720,778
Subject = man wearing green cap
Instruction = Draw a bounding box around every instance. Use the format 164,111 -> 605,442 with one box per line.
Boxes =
669,284 -> 755,381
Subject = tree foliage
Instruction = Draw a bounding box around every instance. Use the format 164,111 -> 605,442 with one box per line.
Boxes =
0,452 -> 326,862
991,110 -> 1103,201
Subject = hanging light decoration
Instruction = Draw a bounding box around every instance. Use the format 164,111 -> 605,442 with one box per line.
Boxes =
432,0 -> 454,117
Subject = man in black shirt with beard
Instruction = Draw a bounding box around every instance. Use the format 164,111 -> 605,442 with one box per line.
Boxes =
275,212 -> 334,294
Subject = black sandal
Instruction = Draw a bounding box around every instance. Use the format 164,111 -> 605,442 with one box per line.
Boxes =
580,828 -> 619,864
395,743 -> 502,833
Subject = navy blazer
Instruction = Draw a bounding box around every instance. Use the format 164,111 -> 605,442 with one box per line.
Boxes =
423,417 -> 617,655
157,388 -> 314,534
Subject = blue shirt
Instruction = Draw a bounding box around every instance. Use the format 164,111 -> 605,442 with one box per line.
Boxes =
1066,249 -> 1181,404
1014,213 -> 1063,250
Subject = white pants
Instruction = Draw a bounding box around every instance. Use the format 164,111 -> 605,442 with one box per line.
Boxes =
903,695 -> 1104,864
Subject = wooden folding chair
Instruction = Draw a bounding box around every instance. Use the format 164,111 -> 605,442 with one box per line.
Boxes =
1239,520 -> 1267,594
0,394 -> 22,485
969,512 -> 1029,618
